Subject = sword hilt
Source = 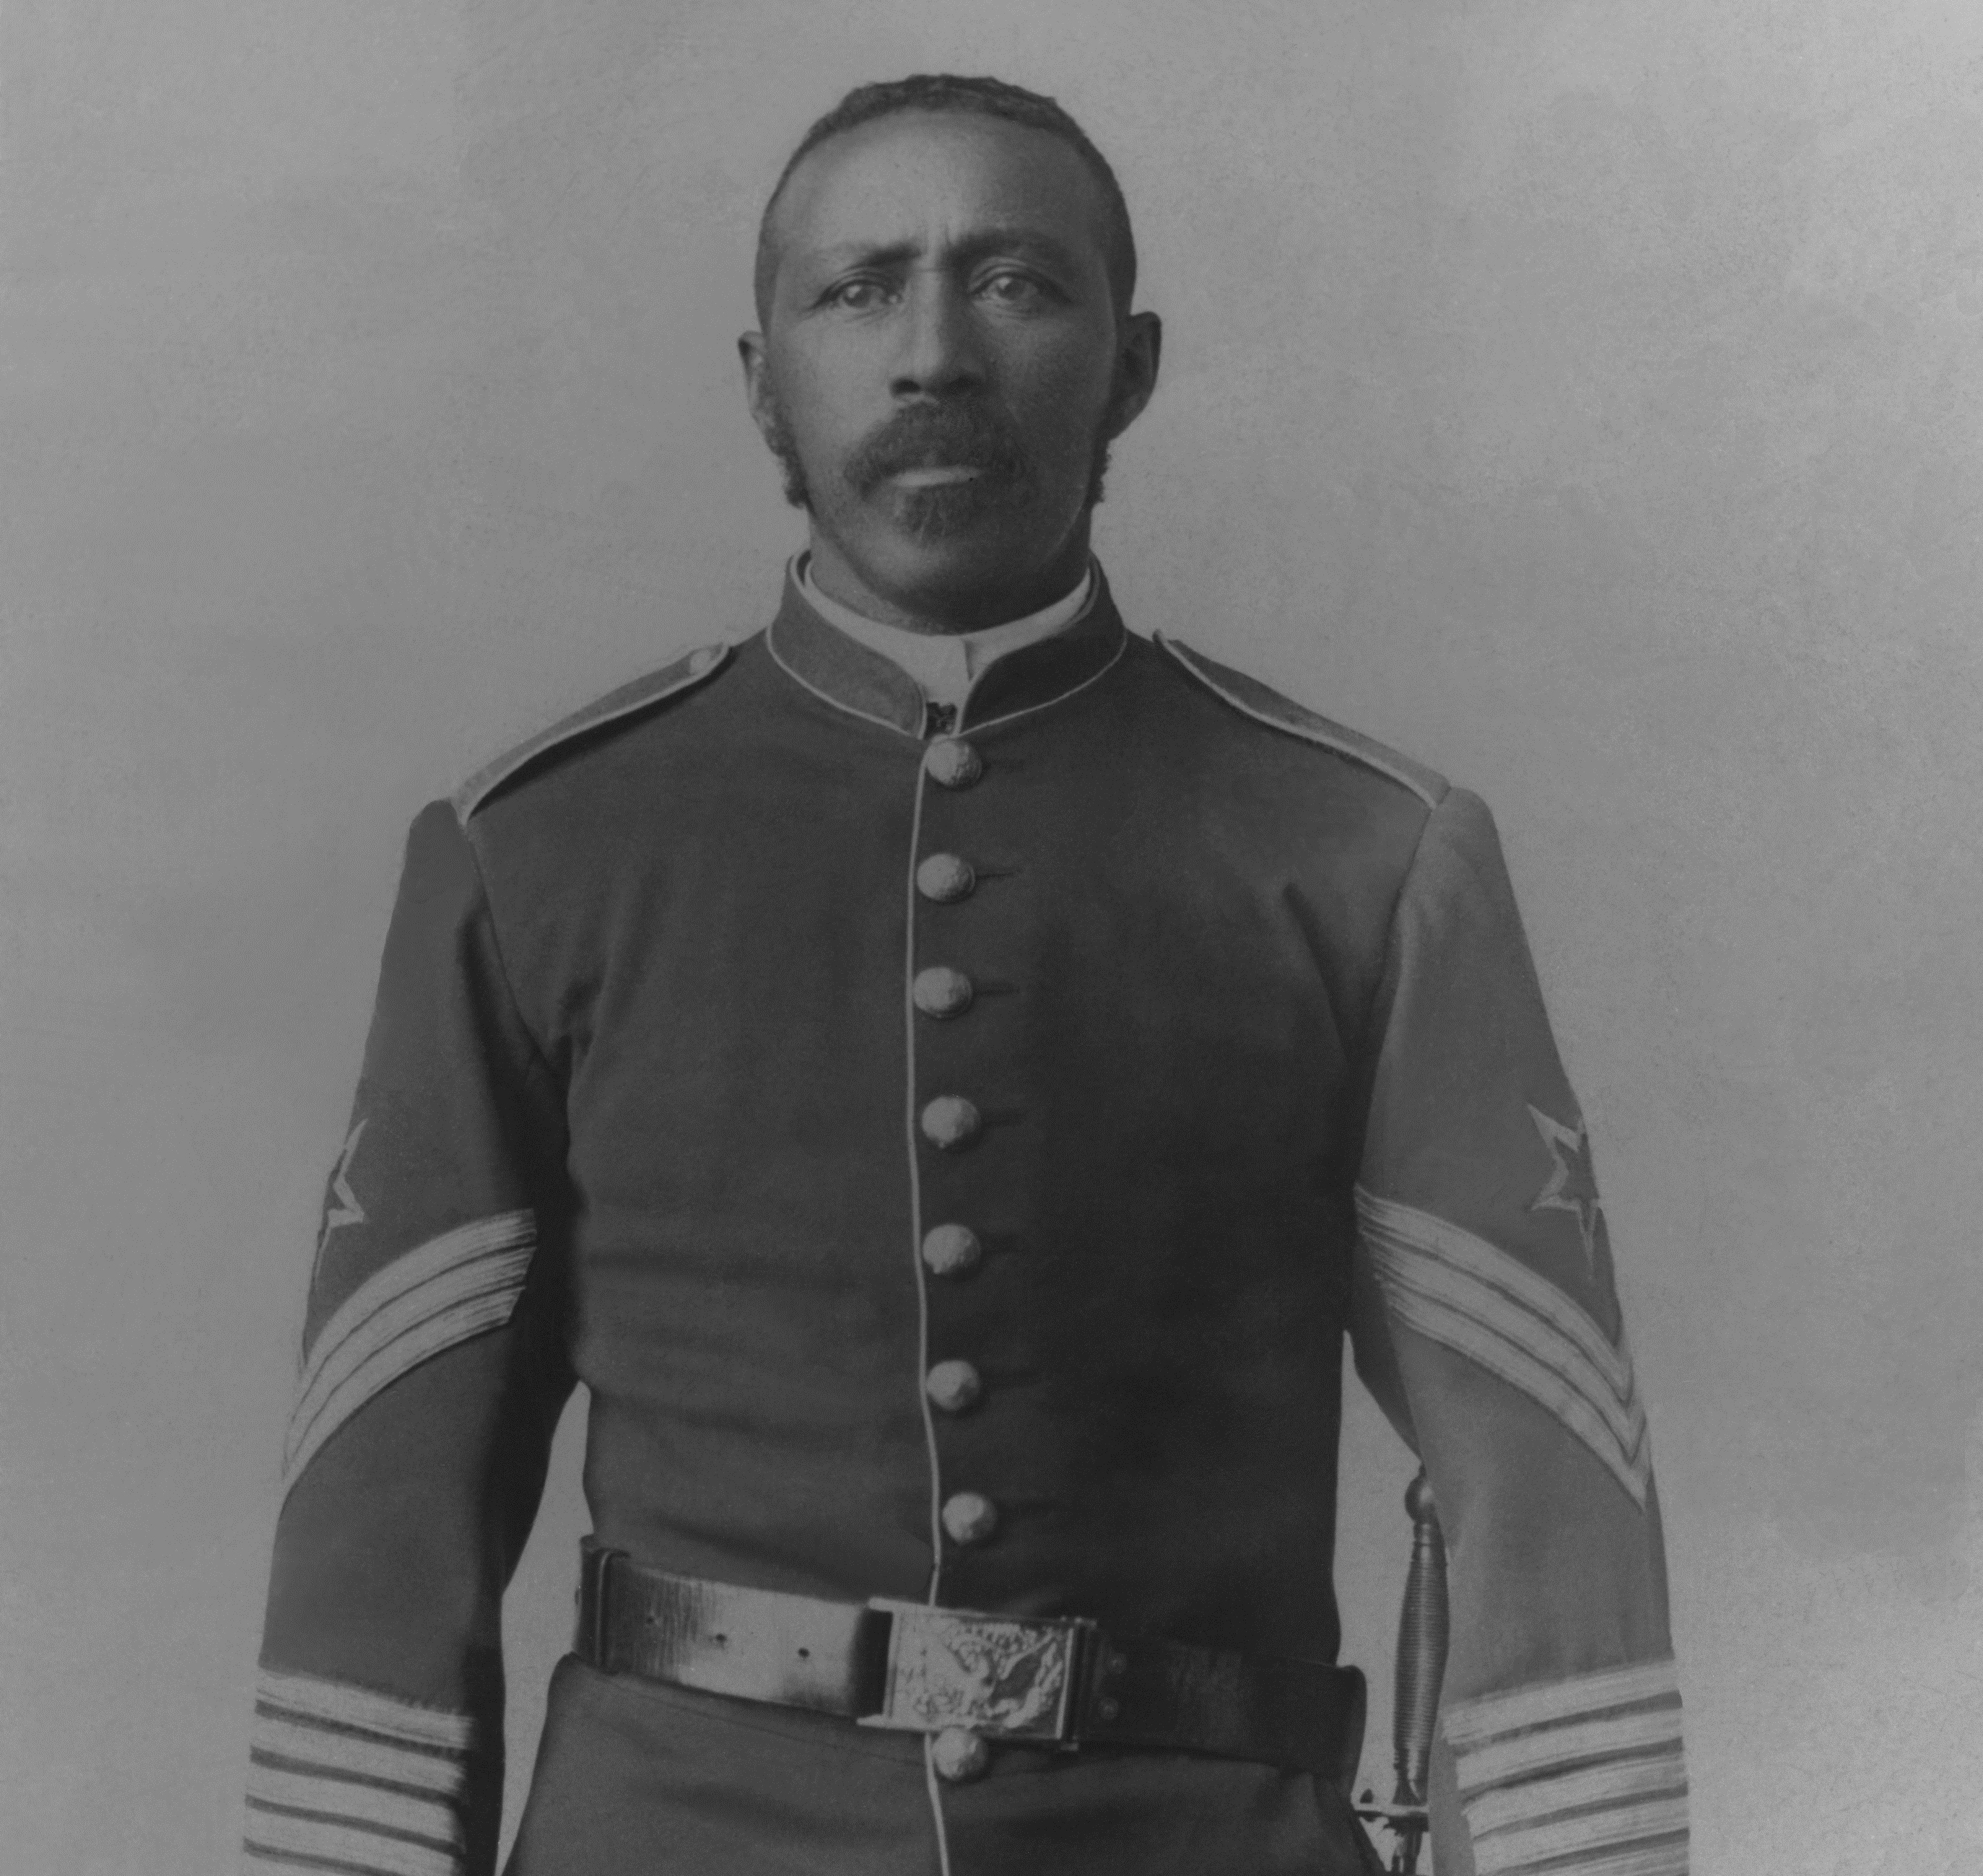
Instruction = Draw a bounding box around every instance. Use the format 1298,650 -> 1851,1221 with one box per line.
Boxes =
1357,1470 -> 1448,1875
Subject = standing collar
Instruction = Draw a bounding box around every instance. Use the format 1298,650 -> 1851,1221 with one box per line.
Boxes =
797,557 -> 1095,710
767,556 -> 1127,738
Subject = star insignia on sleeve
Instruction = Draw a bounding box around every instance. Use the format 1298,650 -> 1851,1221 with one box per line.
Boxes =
1527,1104 -> 1605,1273
314,1119 -> 368,1257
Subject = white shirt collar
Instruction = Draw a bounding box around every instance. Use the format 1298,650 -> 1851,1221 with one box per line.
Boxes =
796,555 -> 1097,712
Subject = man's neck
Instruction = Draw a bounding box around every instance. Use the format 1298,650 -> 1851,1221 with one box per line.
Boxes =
803,528 -> 1094,635
794,554 -> 1098,716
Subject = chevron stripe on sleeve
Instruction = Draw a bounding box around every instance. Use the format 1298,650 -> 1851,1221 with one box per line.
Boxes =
243,1667 -> 474,1876
1444,1658 -> 1688,1876
282,1210 -> 536,1491
1355,1187 -> 1651,1504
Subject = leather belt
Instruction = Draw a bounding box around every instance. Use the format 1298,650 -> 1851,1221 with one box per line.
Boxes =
575,1541 -> 1367,1786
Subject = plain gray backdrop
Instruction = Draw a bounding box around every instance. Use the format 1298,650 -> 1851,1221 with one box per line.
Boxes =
4,2 -> 1980,1871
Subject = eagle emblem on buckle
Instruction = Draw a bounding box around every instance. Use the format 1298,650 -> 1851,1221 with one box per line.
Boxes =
863,1603 -> 1090,1743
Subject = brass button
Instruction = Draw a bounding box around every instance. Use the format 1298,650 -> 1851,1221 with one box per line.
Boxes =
912,966 -> 974,1018
931,1727 -> 991,1782
925,1359 -> 983,1414
915,854 -> 976,903
921,1224 -> 982,1278
924,739 -> 983,789
941,1491 -> 999,1545
920,1096 -> 981,1151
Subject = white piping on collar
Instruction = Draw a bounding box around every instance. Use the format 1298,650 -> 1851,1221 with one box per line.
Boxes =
964,626 -> 1128,737
793,554 -> 1097,712
763,619 -> 923,741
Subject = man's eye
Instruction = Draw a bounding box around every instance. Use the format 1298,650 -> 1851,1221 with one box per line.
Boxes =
827,279 -> 893,310
977,271 -> 1049,306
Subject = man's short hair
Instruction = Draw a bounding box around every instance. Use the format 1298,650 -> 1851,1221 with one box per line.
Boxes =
753,74 -> 1138,328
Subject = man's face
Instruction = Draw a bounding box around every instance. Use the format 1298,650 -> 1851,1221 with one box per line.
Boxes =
741,111 -> 1159,627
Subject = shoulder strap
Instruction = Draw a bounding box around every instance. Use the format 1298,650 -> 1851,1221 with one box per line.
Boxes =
1156,633 -> 1447,808
452,640 -> 733,824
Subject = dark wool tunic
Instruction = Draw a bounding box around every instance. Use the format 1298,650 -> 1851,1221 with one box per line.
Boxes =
244,569 -> 1685,1876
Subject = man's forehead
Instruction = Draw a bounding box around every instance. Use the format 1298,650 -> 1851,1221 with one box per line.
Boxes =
772,111 -> 1108,264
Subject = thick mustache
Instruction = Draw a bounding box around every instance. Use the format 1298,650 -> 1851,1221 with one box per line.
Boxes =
844,404 -> 1030,494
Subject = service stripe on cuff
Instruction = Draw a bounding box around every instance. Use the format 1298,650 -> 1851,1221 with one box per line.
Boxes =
244,1668 -> 471,1876
283,1213 -> 535,1488
250,1720 -> 466,1797
1459,1707 -> 1685,1790
1465,1741 -> 1686,1831
243,1807 -> 461,1876
254,1668 -> 474,1750
1357,1188 -> 1650,1504
1473,1800 -> 1690,1875
246,1765 -> 463,1844
1447,1658 -> 1688,1876
1447,1659 -> 1680,1750
1514,1844 -> 1690,1876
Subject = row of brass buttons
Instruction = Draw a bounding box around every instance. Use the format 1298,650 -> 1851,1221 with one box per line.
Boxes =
916,738 -> 1000,1784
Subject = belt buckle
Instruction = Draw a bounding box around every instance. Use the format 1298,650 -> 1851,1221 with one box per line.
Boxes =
860,1601 -> 1095,1745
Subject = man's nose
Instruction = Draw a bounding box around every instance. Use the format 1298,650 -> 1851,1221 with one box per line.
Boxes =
890,275 -> 985,399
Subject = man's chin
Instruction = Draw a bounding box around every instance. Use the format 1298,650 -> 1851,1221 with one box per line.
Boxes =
871,474 -> 1025,544
853,481 -> 1038,565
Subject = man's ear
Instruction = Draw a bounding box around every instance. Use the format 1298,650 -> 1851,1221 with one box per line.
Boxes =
738,332 -> 777,445
1103,310 -> 1163,443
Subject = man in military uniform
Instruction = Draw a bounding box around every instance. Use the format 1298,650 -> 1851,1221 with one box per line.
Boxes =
242,75 -> 1687,1876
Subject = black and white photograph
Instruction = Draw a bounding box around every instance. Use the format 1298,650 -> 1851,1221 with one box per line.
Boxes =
4,4 -> 1979,1872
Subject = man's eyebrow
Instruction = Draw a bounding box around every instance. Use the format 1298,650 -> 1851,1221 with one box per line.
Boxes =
799,226 -> 1088,276
801,239 -> 922,274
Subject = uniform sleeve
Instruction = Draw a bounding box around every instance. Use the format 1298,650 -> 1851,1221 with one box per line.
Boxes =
244,802 -> 576,1876
1348,788 -> 1688,1876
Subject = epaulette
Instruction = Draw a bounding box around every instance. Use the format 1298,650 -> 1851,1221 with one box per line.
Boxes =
1154,634 -> 1447,809
452,640 -> 733,824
